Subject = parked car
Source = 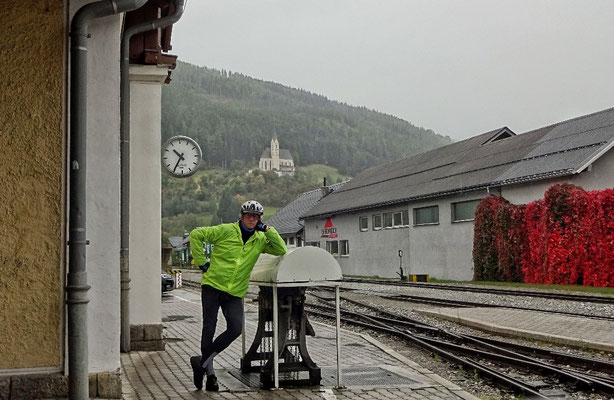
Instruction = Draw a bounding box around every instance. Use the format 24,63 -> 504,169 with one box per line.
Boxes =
161,273 -> 174,293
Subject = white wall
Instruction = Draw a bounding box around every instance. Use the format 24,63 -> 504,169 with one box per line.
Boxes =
128,66 -> 167,325
69,0 -> 123,373
576,148 -> 614,189
407,191 -> 486,281
304,191 -> 487,281
304,204 -> 410,279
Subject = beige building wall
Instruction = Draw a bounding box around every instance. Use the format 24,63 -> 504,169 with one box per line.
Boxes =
0,1 -> 65,370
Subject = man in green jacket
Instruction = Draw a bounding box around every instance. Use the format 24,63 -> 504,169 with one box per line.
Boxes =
189,200 -> 287,391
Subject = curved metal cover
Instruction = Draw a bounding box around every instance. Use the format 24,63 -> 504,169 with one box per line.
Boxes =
251,247 -> 342,284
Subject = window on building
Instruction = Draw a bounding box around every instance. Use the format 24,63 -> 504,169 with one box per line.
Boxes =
452,199 -> 480,222
391,210 -> 410,227
340,240 -> 349,257
414,205 -> 439,225
306,242 -> 320,247
289,237 -> 295,245
383,212 -> 393,228
297,237 -> 303,247
372,214 -> 382,230
359,216 -> 368,231
395,212 -> 404,227
326,240 -> 339,256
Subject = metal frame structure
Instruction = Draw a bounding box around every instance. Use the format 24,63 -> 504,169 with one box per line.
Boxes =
242,280 -> 343,389
241,246 -> 344,389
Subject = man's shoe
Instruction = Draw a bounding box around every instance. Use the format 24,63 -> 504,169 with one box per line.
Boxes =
190,356 -> 204,390
206,375 -> 219,392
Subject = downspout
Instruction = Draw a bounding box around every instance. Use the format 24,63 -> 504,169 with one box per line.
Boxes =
69,2 -> 148,398
120,0 -> 186,353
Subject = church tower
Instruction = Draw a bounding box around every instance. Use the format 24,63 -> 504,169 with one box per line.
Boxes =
271,135 -> 280,170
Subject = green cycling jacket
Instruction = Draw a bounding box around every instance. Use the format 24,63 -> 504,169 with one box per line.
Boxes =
190,222 -> 287,298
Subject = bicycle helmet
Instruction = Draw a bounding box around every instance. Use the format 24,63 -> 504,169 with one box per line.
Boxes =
241,200 -> 264,216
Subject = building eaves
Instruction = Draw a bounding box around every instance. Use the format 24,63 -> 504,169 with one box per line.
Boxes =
303,169 -> 574,220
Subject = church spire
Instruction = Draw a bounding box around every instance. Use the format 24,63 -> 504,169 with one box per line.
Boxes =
271,135 -> 280,170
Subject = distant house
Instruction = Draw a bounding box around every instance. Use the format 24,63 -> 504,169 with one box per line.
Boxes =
301,107 -> 614,281
265,181 -> 345,246
168,235 -> 191,267
259,135 -> 295,176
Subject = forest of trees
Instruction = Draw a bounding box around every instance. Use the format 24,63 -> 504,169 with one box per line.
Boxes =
160,62 -> 453,239
162,61 -> 452,176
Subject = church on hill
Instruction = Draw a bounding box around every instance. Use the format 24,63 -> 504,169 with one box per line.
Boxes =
259,136 -> 295,176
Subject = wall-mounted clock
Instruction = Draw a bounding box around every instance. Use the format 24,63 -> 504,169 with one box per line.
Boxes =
161,135 -> 202,177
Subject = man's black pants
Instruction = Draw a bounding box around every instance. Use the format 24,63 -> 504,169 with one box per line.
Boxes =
200,284 -> 243,363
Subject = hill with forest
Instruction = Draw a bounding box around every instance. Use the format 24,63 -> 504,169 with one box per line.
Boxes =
162,61 -> 452,175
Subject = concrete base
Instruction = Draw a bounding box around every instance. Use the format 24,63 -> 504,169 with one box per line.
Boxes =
130,324 -> 165,351
0,371 -> 121,399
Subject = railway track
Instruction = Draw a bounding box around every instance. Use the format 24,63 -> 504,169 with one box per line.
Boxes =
306,291 -> 614,399
318,283 -> 614,322
371,290 -> 614,322
343,277 -> 614,305
184,276 -> 614,321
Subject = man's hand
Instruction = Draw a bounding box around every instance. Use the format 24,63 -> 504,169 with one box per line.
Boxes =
255,221 -> 268,232
198,262 -> 210,272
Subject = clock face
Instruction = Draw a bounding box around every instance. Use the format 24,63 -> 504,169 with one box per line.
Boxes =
162,136 -> 202,177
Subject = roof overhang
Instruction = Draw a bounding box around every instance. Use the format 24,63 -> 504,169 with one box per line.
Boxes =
302,169 -> 573,220
574,139 -> 614,174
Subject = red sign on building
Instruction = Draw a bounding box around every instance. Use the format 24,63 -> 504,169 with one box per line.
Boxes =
321,218 -> 337,238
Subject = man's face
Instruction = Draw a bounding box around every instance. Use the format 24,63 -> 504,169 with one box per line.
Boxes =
241,213 -> 260,229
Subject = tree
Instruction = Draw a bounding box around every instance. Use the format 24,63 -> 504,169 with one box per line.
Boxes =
216,190 -> 240,223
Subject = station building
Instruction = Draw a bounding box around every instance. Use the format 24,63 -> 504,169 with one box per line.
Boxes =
302,108 -> 614,280
1,1 -> 185,398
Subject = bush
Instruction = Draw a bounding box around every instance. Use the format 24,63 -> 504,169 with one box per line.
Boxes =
497,204 -> 527,282
474,183 -> 614,287
473,196 -> 508,281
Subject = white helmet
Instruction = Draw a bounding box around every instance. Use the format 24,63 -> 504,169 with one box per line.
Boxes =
241,200 -> 264,216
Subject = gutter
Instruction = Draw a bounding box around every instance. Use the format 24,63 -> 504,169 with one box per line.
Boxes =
119,0 -> 186,353
68,1 -> 148,399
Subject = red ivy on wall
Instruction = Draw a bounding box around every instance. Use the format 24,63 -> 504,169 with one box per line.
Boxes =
472,196 -> 508,282
473,184 -> 614,287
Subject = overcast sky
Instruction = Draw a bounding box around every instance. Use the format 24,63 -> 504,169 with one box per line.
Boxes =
172,0 -> 614,140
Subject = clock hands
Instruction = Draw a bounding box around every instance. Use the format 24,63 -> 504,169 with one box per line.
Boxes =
173,157 -> 182,173
173,150 -> 185,173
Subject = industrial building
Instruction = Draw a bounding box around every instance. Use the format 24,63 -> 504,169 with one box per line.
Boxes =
302,108 -> 614,280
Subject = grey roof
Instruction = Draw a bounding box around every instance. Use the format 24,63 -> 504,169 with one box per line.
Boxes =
303,107 -> 614,219
168,236 -> 189,250
265,182 -> 346,235
260,148 -> 293,160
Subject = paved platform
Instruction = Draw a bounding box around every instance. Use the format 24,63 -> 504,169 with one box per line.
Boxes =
121,288 -> 478,399
418,307 -> 614,352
